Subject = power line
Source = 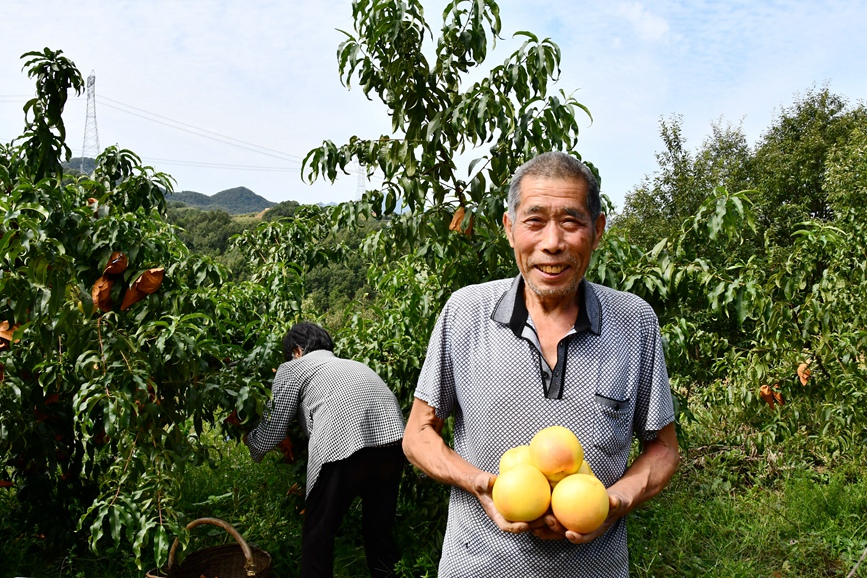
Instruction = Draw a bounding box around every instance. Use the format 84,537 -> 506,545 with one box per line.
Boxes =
3,92 -> 388,190
98,94 -> 306,162
98,100 -> 303,164
143,157 -> 301,172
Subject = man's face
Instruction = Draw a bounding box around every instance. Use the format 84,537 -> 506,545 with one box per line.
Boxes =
503,175 -> 606,303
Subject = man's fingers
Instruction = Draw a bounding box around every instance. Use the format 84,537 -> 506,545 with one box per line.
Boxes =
564,492 -> 626,544
473,472 -> 496,494
476,475 -> 538,534
532,526 -> 564,540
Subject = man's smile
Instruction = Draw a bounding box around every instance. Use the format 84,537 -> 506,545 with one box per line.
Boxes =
537,264 -> 568,275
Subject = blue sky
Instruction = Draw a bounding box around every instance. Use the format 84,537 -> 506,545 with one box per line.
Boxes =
2,0 -> 865,211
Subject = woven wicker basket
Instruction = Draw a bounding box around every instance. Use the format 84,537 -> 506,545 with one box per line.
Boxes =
145,517 -> 272,578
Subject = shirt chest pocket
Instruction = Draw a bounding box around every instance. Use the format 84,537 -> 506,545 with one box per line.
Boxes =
591,384 -> 633,458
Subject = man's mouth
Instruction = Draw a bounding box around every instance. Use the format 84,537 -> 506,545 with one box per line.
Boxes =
537,264 -> 567,275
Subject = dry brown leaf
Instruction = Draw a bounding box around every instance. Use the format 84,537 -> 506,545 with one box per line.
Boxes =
119,287 -> 146,311
91,275 -> 114,312
0,320 -> 19,342
449,206 -> 465,231
797,363 -> 811,386
464,214 -> 474,236
0,321 -> 21,351
759,384 -> 775,409
286,482 -> 303,497
103,251 -> 128,275
0,321 -> 11,341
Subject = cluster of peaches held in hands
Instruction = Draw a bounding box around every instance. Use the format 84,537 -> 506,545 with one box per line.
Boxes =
492,426 -> 609,534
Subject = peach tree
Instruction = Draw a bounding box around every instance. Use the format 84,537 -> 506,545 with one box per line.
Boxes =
0,49 -> 298,568
302,0 -> 597,412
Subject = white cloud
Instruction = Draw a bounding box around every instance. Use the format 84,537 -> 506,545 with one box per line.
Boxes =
616,2 -> 671,41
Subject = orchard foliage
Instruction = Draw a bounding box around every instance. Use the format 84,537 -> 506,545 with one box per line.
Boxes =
0,49 -> 291,568
603,89 -> 867,458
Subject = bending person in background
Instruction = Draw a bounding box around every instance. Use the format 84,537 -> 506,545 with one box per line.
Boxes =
245,322 -> 405,578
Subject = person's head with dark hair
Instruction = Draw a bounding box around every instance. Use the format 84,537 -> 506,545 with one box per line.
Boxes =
283,322 -> 334,361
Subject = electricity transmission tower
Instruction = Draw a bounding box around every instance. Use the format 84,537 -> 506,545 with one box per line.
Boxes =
355,162 -> 366,201
80,70 -> 100,172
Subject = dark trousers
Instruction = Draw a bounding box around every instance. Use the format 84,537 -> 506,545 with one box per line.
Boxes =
301,444 -> 404,578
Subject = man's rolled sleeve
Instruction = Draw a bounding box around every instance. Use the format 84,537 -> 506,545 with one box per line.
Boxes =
633,312 -> 676,442
246,365 -> 299,462
414,300 -> 457,420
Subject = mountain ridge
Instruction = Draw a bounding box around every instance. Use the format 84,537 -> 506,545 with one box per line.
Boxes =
168,186 -> 276,214
64,158 -> 336,215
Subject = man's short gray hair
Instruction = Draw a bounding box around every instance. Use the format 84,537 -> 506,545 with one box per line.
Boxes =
507,152 -> 601,223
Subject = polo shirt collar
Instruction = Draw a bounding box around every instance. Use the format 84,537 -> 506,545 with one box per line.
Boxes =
491,274 -> 601,336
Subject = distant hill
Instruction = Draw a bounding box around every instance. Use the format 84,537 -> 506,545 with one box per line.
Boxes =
59,161 -> 303,215
168,187 -> 276,215
64,157 -> 96,174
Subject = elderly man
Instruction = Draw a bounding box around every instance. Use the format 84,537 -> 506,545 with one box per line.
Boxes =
245,322 -> 405,578
402,151 -> 680,577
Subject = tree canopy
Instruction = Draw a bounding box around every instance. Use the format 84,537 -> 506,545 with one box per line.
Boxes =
2,7 -> 866,575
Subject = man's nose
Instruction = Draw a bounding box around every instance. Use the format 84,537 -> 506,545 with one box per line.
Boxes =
540,222 -> 565,252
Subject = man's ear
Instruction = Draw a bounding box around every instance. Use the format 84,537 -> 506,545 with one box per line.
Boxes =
592,213 -> 607,250
503,211 -> 516,248
293,346 -> 304,359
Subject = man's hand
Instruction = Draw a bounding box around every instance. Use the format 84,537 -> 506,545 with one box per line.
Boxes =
404,398 -> 547,536
473,472 -> 549,535
531,488 -> 629,542
534,423 -> 680,543
277,436 -> 295,463
566,489 -> 629,543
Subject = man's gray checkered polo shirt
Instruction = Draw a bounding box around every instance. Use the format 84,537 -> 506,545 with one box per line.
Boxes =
415,275 -> 675,578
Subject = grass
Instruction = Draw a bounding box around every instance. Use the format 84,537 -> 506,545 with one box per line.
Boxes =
2,428 -> 866,578
629,462 -> 867,576
628,435 -> 867,578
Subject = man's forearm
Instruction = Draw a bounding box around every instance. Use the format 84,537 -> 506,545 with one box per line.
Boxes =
403,397 -> 490,494
608,422 -> 680,514
404,397 -> 546,535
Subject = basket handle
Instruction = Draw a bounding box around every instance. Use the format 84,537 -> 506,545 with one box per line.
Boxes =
167,517 -> 258,577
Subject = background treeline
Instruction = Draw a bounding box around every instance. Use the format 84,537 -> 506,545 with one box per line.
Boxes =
165,199 -> 383,316
2,3 -> 866,576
